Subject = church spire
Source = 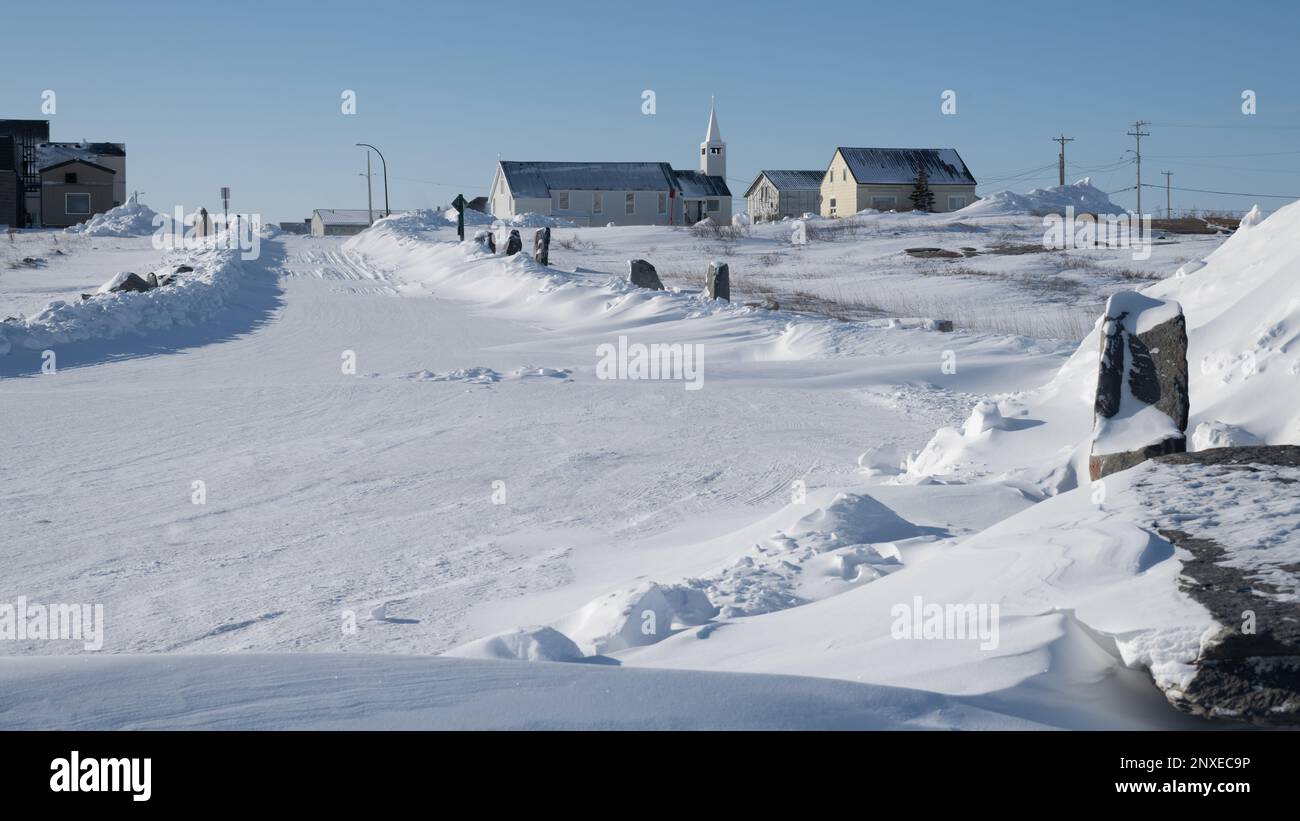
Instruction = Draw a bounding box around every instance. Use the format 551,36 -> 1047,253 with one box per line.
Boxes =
700,98 -> 726,178
705,96 -> 722,143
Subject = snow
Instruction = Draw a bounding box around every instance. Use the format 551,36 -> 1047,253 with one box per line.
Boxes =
0,245 -> 245,357
63,200 -> 159,237
0,654 -> 1051,730
959,178 -> 1125,217
1191,420 -> 1261,450
5,184 -> 1297,729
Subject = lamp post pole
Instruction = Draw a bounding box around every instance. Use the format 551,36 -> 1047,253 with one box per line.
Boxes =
355,143 -> 389,218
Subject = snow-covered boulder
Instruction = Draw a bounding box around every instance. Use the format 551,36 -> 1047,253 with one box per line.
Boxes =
1191,420 -> 1262,451
555,581 -> 678,655
443,625 -> 584,662
1089,292 -> 1189,480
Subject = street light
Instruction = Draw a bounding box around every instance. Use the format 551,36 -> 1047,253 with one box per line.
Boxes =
355,143 -> 389,218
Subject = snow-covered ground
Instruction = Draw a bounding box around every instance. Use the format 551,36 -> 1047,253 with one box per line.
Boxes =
4,188 -> 1295,730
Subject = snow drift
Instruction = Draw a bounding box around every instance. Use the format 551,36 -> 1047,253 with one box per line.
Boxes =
960,178 -> 1124,217
63,200 -> 160,237
0,246 -> 246,356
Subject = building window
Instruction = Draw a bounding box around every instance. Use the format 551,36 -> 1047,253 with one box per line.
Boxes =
710,147 -> 721,155
829,197 -> 837,216
593,192 -> 603,214
558,192 -> 569,210
701,147 -> 706,155
841,169 -> 846,182
871,196 -> 896,211
64,172 -> 78,184
65,193 -> 91,215
706,199 -> 719,212
625,193 -> 635,214
947,195 -> 967,211
658,193 -> 667,214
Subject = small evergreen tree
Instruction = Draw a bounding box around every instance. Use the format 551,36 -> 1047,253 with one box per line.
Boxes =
910,164 -> 935,212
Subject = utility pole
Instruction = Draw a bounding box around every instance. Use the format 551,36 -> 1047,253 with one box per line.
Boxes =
1053,134 -> 1074,187
364,150 -> 374,225
1162,171 -> 1173,218
1127,120 -> 1150,216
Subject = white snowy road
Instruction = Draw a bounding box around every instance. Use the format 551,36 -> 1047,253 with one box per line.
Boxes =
5,233 -> 1059,658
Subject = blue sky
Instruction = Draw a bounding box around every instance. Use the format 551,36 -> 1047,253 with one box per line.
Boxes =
5,0 -> 1299,221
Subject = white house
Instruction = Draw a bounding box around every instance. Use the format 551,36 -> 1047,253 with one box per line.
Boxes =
744,170 -> 824,221
489,102 -> 732,227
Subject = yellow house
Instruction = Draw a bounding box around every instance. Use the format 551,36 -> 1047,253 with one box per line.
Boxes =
820,148 -> 977,217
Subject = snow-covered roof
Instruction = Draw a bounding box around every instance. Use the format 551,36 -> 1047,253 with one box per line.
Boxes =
745,170 -> 825,196
313,209 -> 382,225
836,148 -> 976,186
35,141 -> 125,171
499,161 -> 678,198
672,170 -> 731,198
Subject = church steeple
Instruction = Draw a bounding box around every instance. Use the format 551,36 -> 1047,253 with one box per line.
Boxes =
700,98 -> 725,178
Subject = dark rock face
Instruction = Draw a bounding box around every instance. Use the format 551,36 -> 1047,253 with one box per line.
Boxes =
628,259 -> 664,291
706,262 -> 729,301
473,230 -> 495,254
1142,447 -> 1300,727
1089,295 -> 1190,480
173,265 -> 194,274
504,229 -> 522,256
534,227 -> 551,266
934,320 -> 954,333
109,273 -> 155,294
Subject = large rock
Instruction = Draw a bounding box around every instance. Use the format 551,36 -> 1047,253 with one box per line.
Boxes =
1088,292 -> 1189,480
533,227 -> 551,266
627,259 -> 664,291
108,273 -> 156,294
504,229 -> 522,256
473,230 -> 495,254
706,262 -> 730,301
1145,446 -> 1300,726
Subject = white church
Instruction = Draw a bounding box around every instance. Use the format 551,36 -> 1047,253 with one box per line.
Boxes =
488,102 -> 733,227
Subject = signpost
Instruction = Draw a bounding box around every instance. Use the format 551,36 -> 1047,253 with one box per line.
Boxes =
452,194 -> 466,241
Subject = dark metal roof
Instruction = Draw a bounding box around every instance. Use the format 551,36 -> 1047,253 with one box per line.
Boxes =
672,170 -> 731,198
745,169 -> 825,197
836,148 -> 976,186
38,158 -> 117,176
499,161 -> 678,198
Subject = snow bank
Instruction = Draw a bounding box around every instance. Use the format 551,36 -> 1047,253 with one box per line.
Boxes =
63,200 -> 160,237
0,246 -> 245,356
905,197 -> 1300,489
959,178 -> 1124,217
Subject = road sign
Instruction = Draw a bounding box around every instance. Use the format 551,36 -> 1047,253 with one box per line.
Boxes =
452,194 -> 466,240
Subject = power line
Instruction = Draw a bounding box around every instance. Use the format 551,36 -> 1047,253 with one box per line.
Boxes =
1140,182 -> 1300,199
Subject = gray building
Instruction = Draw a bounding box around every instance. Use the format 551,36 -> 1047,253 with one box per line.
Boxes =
744,170 -> 825,221
310,209 -> 384,236
489,102 -> 732,226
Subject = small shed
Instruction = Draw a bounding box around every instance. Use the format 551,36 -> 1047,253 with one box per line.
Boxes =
744,170 -> 824,221
310,209 -> 380,236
